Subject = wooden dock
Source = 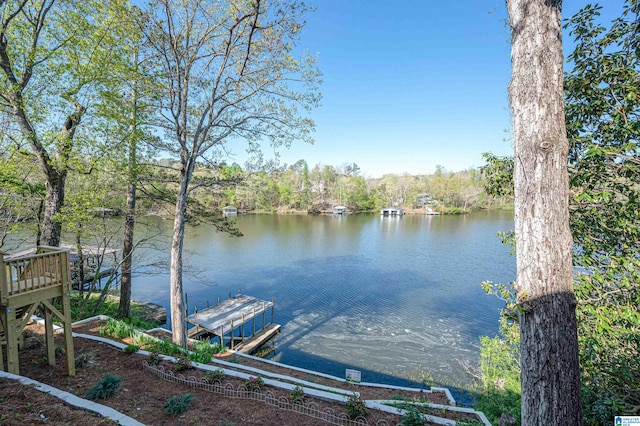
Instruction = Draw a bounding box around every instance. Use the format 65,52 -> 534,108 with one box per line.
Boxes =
186,294 -> 278,354
234,323 -> 280,354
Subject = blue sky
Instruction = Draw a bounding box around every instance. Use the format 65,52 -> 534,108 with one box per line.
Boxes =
234,1 -> 626,178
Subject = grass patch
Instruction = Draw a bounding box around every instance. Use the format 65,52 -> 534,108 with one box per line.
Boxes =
70,293 -> 161,330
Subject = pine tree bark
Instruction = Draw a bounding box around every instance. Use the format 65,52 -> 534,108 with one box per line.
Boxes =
506,0 -> 583,424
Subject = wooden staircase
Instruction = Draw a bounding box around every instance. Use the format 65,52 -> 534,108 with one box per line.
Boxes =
1,246 -> 75,376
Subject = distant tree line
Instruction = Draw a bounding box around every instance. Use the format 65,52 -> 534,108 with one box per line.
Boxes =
0,155 -> 512,235
145,159 -> 510,215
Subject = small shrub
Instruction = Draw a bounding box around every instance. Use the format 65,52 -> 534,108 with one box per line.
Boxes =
175,353 -> 193,372
124,343 -> 140,353
345,392 -> 368,419
211,342 -> 227,354
32,356 -> 48,366
391,394 -> 408,401
87,374 -> 122,400
165,393 -> 193,416
54,345 -> 65,357
244,376 -> 264,392
74,351 -> 96,368
400,405 -> 428,426
204,368 -> 225,383
289,385 -> 304,404
148,351 -> 161,365
22,336 -> 43,350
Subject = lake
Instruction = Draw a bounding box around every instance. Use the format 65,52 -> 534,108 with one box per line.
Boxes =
129,211 -> 515,392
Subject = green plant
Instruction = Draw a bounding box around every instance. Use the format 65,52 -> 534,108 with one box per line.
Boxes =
476,292 -> 521,425
165,393 -> 193,416
217,421 -> 235,426
399,405 -> 428,426
345,392 -> 367,419
148,351 -> 161,365
204,368 -> 225,383
289,385 -> 304,404
32,356 -> 48,366
175,353 -> 193,372
22,335 -> 43,350
124,343 -> 140,353
74,351 -> 96,368
54,345 -> 65,357
87,374 -> 122,400
69,294 -> 161,330
99,318 -> 135,339
210,342 -> 227,354
391,394 -> 408,401
244,376 -> 264,392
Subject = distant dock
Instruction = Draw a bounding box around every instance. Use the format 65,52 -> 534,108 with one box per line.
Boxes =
186,292 -> 280,354
381,207 -> 404,216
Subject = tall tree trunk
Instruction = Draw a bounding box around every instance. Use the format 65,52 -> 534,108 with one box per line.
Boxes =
40,170 -> 66,247
119,171 -> 136,318
169,167 -> 190,346
119,76 -> 139,319
506,1 -> 583,424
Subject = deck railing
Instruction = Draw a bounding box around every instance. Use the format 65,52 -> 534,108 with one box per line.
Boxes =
1,246 -> 70,303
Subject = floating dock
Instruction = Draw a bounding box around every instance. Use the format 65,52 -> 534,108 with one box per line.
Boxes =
186,293 -> 279,354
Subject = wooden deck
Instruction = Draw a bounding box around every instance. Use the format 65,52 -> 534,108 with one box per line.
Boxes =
186,294 -> 277,353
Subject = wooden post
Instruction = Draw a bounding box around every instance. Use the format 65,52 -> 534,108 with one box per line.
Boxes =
61,294 -> 76,376
220,325 -> 224,347
237,288 -> 240,295
261,302 -> 265,330
45,304 -> 55,366
252,307 -> 256,335
241,313 -> 245,342
206,300 -> 209,308
185,293 -> 189,317
230,319 -> 234,350
0,314 -> 4,372
271,297 -> 275,324
60,249 -> 76,376
6,306 -> 19,374
217,296 -> 220,305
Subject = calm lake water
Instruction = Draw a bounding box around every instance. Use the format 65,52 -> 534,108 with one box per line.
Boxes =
130,211 -> 515,392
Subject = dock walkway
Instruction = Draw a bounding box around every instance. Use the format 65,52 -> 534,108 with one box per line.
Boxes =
186,294 -> 278,353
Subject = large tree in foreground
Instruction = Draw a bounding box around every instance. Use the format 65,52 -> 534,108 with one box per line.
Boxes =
506,0 -> 583,424
0,0 -> 130,246
144,0 -> 320,346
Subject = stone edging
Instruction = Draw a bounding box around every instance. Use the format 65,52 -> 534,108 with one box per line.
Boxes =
143,361 -> 394,426
230,348 -> 457,405
367,400 -> 492,426
26,315 -> 484,424
0,370 -> 144,426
